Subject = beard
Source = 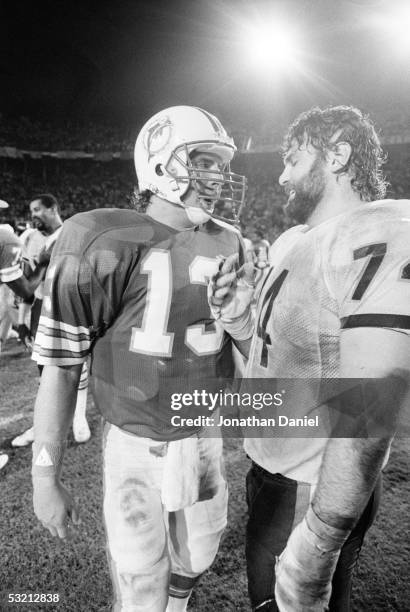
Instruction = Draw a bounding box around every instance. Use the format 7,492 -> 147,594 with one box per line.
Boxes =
32,218 -> 46,231
284,155 -> 326,225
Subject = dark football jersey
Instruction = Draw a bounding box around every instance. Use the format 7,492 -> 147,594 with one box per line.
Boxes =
33,208 -> 243,440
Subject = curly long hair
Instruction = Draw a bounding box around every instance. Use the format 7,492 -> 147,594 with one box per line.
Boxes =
282,105 -> 388,201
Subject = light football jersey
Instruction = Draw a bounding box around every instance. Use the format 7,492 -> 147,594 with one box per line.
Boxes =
245,200 -> 410,482
0,226 -> 23,283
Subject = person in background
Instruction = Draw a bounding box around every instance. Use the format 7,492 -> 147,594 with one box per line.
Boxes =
0,200 -> 46,470
11,194 -> 91,447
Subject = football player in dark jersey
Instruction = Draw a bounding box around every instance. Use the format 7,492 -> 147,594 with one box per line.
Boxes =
32,106 -> 247,612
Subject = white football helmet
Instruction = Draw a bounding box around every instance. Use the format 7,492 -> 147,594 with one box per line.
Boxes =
134,106 -> 247,223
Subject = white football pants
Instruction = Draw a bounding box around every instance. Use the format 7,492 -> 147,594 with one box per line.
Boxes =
103,423 -> 228,612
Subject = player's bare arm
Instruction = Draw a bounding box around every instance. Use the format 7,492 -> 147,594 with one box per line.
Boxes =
32,364 -> 83,540
275,328 -> 409,611
7,264 -> 46,301
313,327 -> 410,527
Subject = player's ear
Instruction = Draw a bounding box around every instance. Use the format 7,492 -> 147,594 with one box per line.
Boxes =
330,141 -> 352,173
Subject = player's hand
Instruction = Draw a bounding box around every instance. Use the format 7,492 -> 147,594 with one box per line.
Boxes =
33,478 -> 80,539
18,323 -> 32,349
208,254 -> 255,341
210,253 -> 255,313
210,253 -> 240,307
275,515 -> 342,611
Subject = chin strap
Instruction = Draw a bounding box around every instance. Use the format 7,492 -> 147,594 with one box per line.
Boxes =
185,206 -> 212,225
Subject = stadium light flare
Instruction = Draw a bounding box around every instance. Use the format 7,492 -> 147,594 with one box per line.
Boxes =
369,3 -> 410,57
243,22 -> 302,74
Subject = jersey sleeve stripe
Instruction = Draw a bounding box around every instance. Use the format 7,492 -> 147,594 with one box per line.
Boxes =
341,313 -> 410,330
33,314 -> 91,363
36,322 -> 90,344
33,329 -> 90,352
32,351 -> 87,366
38,315 -> 90,336
32,345 -> 90,359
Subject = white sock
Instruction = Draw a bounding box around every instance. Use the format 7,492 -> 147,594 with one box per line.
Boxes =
165,595 -> 190,612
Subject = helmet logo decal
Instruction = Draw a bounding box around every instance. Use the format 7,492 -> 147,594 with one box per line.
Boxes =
143,116 -> 173,160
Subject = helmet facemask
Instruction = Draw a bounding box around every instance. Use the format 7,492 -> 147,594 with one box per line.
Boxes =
166,142 -> 247,225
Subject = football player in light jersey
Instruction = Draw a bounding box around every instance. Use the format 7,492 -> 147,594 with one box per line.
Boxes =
31,106 -> 247,612
0,222 -> 46,346
11,194 -> 90,447
210,105 -> 410,611
0,219 -> 46,470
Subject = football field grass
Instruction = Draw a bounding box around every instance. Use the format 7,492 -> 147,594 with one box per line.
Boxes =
0,342 -> 409,611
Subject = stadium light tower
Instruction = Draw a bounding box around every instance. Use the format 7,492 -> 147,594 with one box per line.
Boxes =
244,21 -> 301,75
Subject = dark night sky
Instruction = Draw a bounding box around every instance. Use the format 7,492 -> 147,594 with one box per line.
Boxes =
0,0 -> 409,126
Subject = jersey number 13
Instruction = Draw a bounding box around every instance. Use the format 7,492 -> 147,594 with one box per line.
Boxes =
130,249 -> 223,358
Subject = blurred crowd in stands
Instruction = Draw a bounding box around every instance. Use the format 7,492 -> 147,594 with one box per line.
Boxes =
0,113 -> 409,246
0,160 -> 133,222
1,145 -> 409,246
0,114 -> 137,153
2,105 -> 410,153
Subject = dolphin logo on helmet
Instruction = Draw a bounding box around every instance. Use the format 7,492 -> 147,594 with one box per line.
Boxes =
143,117 -> 173,160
